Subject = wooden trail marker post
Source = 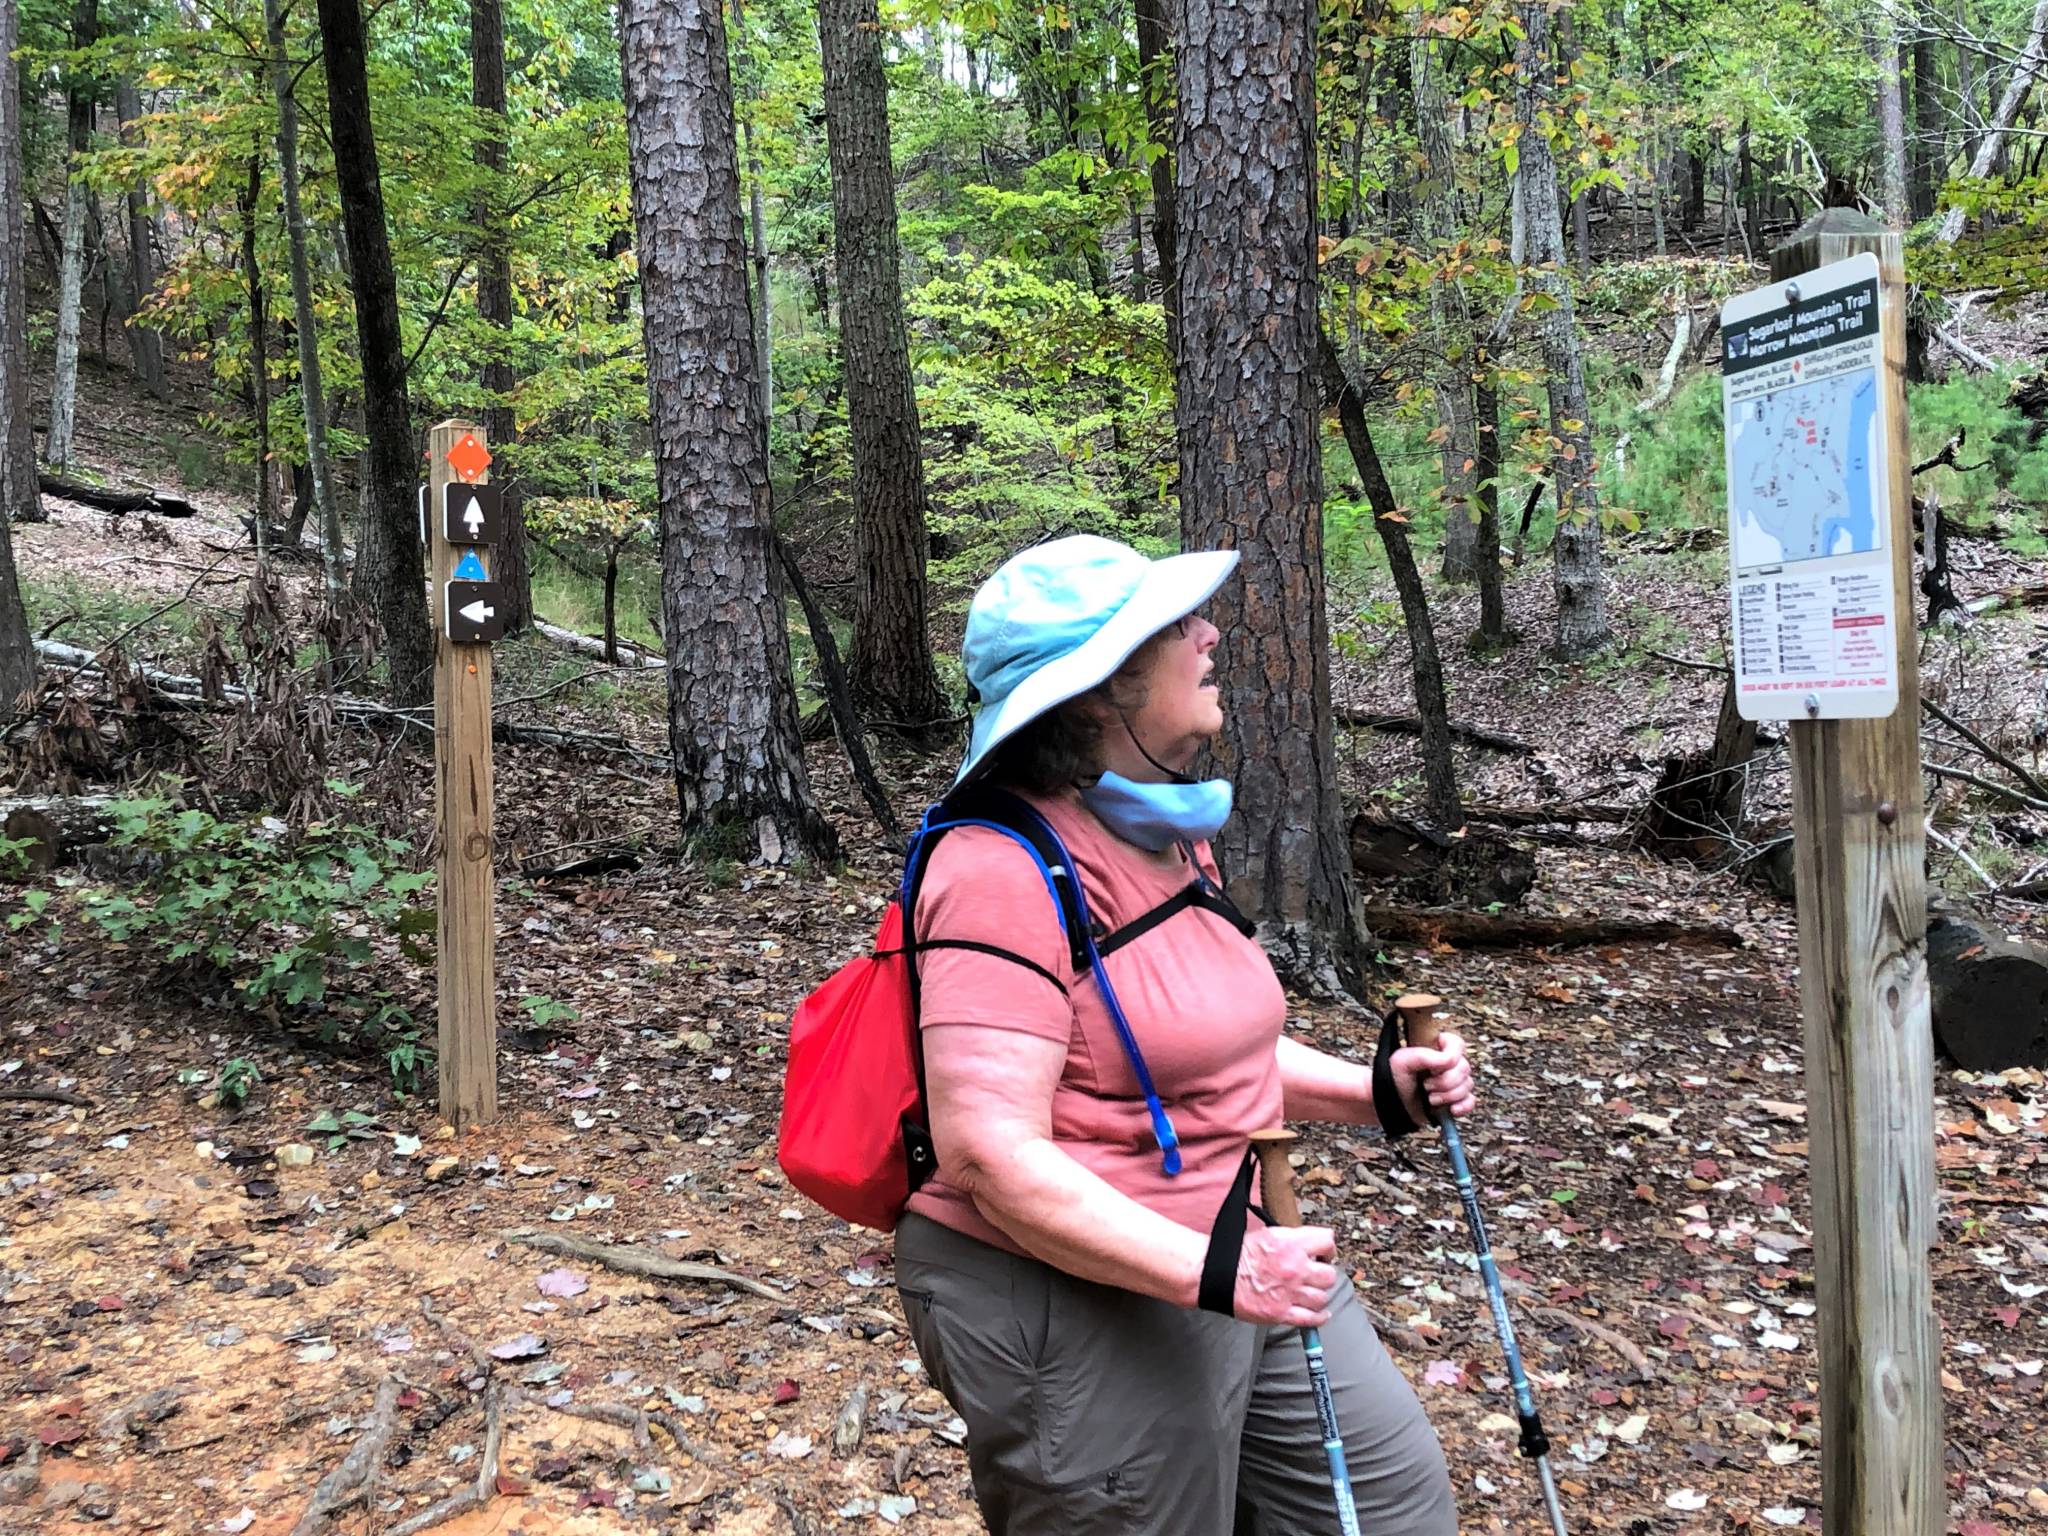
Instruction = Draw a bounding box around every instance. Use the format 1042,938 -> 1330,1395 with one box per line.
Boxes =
1741,210 -> 1939,1535
428,419 -> 502,1128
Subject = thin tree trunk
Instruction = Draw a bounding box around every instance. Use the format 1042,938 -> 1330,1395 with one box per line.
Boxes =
1470,340 -> 1508,645
0,0 -> 41,532
620,0 -> 836,863
1911,22 -> 1942,221
472,0 -> 530,633
1876,17 -> 1911,226
1411,35 -> 1482,585
238,156 -> 273,548
1558,11 -> 1592,270
1320,333 -> 1460,828
1957,0 -> 1983,166
1515,0 -> 1608,658
818,0 -> 946,733
730,0 -> 773,431
317,0 -> 433,702
1936,0 -> 2048,242
114,82 -> 166,399
1134,0 -> 1178,360
1649,129 -> 1667,256
263,0 -> 345,597
1173,0 -> 1369,996
45,0 -> 99,478
602,540 -> 619,666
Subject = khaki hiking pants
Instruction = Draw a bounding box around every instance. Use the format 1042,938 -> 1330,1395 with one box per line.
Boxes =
897,1213 -> 1459,1535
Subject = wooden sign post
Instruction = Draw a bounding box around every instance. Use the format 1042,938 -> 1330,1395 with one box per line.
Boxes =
1768,210 -> 1939,1536
429,419 -> 499,1128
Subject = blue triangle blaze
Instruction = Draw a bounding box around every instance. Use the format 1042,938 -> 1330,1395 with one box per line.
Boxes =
452,550 -> 488,582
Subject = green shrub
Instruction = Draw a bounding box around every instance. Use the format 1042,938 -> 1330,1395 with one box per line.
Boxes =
75,791 -> 434,1014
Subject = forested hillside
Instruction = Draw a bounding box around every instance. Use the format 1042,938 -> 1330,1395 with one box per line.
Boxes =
0,0 -> 2046,1529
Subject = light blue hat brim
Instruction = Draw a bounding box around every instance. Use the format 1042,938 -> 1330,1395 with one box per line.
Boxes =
955,548 -> 1239,785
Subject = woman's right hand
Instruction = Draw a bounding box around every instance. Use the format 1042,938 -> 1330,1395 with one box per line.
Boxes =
1233,1224 -> 1339,1327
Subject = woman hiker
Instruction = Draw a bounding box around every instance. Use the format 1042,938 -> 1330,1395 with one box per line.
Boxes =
896,534 -> 1476,1534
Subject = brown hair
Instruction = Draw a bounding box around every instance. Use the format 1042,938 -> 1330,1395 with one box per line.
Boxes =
982,628 -> 1174,795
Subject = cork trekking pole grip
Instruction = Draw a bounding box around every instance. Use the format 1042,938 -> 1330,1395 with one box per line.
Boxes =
1247,1127 -> 1301,1228
1396,992 -> 1447,1051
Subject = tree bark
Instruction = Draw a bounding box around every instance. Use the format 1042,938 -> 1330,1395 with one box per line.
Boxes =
1173,0 -> 1369,996
1956,0 -> 1983,167
1935,0 -> 2048,242
729,0 -> 773,430
620,0 -> 836,863
1876,20 -> 1911,226
113,82 -> 165,400
1410,35 -> 1482,585
1469,339 -> 1509,644
45,0 -> 99,479
263,0 -> 345,596
0,0 -> 43,530
1321,333 -> 1461,829
1557,10 -> 1592,270
238,157 -> 274,547
471,0 -> 530,632
1514,0 -> 1609,658
1910,21 -> 1942,222
317,0 -> 433,703
1134,0 -> 1178,359
818,0 -> 946,733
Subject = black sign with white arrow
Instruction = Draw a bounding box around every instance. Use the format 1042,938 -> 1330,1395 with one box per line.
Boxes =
444,579 -> 506,643
442,482 -> 504,545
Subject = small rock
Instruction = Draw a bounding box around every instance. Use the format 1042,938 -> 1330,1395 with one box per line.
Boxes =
192,1141 -> 214,1162
681,1031 -> 714,1054
434,1123 -> 457,1140
275,1144 -> 315,1169
422,1156 -> 460,1183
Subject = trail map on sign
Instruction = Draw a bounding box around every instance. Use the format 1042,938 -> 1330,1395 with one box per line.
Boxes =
1720,252 -> 1899,722
1727,370 -> 1880,566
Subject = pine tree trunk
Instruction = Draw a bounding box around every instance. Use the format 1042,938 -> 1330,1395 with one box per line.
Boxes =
318,0 -> 433,702
1910,31 -> 1942,222
471,0 -> 530,633
818,0 -> 946,733
1173,0 -> 1369,997
1411,35 -> 1483,584
1134,0 -> 1178,360
620,0 -> 836,864
1876,23 -> 1911,226
0,0 -> 42,529
114,82 -> 165,400
1515,0 -> 1608,658
263,0 -> 345,596
730,0 -> 773,430
239,158 -> 274,546
45,0 -> 98,479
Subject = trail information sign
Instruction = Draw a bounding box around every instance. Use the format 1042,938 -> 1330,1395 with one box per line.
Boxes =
1720,251 -> 1899,721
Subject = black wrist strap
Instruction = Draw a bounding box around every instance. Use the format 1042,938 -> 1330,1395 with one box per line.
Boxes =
1198,1148 -> 1259,1316
1372,1005 -> 1424,1141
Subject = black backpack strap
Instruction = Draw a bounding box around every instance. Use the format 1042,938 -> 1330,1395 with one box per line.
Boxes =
1096,881 -> 1256,958
1198,1146 -> 1258,1316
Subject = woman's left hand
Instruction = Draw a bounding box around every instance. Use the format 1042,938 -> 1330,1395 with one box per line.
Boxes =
1388,1032 -> 1476,1127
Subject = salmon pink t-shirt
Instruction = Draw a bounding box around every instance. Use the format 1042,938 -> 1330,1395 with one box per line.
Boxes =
903,788 -> 1287,1252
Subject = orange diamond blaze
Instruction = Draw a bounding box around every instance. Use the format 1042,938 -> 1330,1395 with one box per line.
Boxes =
446,432 -> 492,483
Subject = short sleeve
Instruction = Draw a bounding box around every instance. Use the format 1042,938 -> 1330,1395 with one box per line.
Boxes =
912,828 -> 1075,1042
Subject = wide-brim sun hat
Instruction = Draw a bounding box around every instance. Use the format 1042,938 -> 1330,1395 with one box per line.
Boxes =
955,533 -> 1239,785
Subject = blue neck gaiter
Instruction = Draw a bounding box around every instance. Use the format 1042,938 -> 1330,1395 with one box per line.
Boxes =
1080,770 -> 1233,852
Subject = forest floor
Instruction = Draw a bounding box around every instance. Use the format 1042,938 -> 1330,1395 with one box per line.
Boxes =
3,355 -> 2048,1536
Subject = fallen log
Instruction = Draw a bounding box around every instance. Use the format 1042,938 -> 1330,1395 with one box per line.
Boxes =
1363,904 -> 1744,950
1965,583 -> 2048,618
1463,801 -> 1635,827
30,637 -> 669,770
533,618 -> 665,670
1349,811 -> 1536,909
38,473 -> 197,518
1335,709 -> 1535,756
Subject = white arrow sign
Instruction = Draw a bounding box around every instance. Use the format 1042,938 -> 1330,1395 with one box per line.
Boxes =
464,501 -> 485,537
459,600 -> 496,624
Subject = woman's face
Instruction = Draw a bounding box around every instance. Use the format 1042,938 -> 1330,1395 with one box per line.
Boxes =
1118,612 -> 1223,768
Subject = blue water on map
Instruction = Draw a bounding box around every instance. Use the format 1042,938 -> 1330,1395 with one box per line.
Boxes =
1817,374 -> 1878,557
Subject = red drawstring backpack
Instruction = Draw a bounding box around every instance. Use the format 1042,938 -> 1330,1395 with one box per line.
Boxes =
779,788 -> 1248,1231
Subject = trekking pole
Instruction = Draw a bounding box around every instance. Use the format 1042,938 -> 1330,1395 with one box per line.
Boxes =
1396,992 -> 1570,1536
1249,1128 -> 1363,1536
